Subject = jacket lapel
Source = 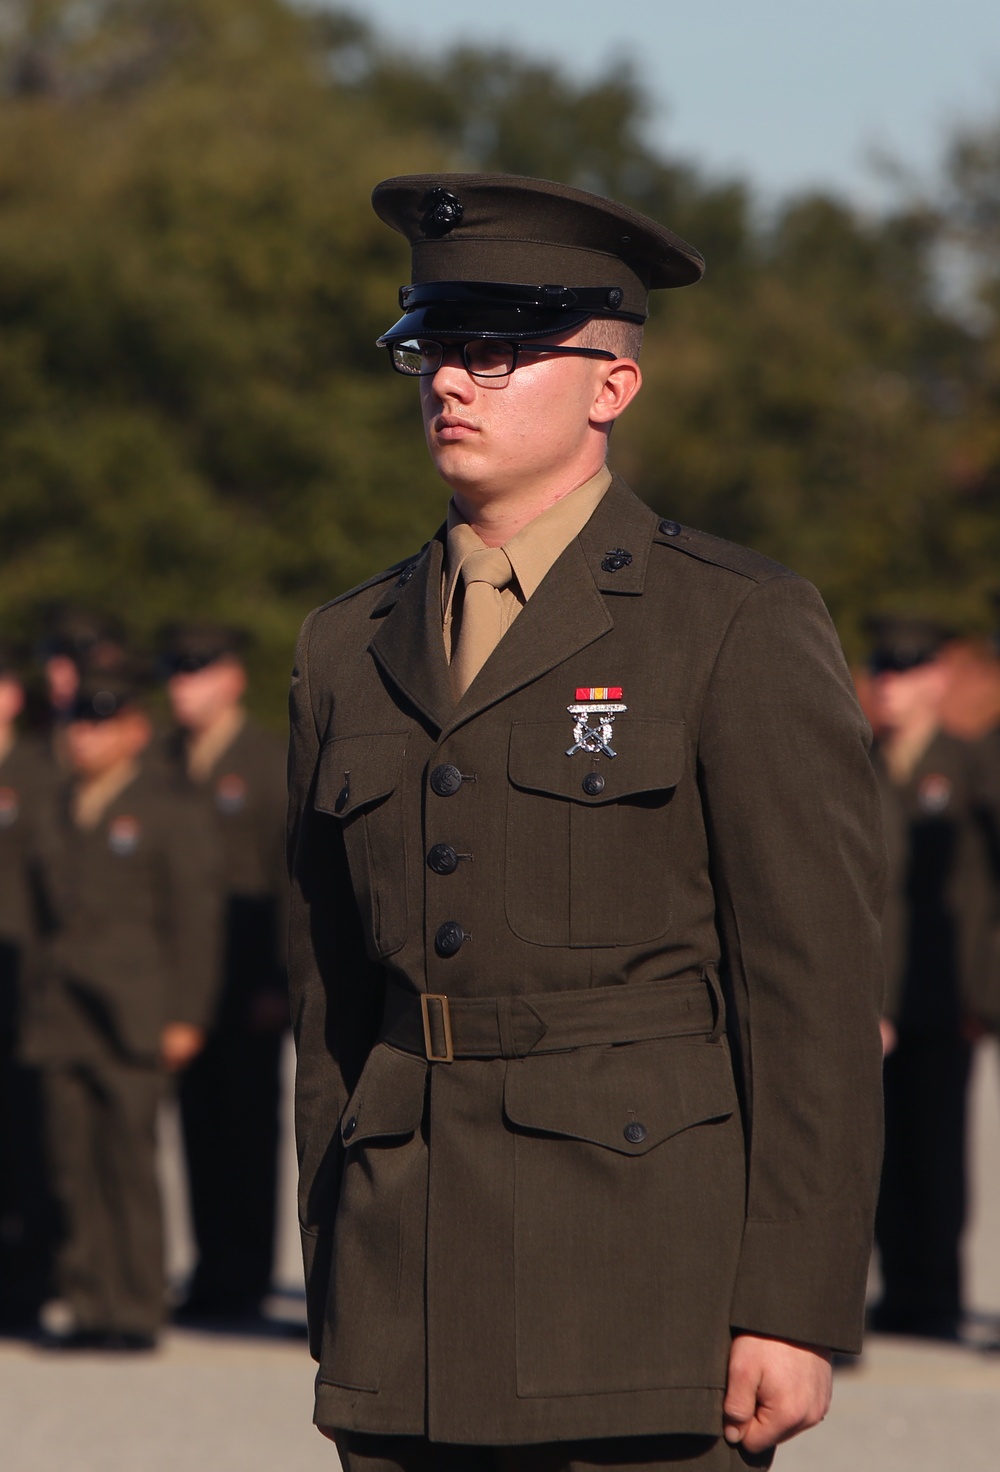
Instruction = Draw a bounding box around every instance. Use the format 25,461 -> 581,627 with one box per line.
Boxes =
445,482 -> 658,729
444,537 -> 613,730
368,479 -> 659,735
368,533 -> 454,732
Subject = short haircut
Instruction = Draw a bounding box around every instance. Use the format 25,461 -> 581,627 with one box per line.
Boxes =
576,316 -> 644,361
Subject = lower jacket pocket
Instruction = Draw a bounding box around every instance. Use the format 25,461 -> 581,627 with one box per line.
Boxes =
505,1036 -> 745,1397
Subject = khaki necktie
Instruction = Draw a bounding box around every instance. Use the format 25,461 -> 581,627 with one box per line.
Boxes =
450,545 -> 513,698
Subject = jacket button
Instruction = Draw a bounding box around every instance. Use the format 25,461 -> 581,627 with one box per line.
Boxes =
430,764 -> 464,797
427,843 -> 460,875
659,519 -> 681,536
582,772 -> 605,796
435,920 -> 466,957
343,1115 -> 358,1141
623,1121 -> 647,1145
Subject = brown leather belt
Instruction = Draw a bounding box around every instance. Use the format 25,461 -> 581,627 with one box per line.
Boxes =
379,972 -> 722,1063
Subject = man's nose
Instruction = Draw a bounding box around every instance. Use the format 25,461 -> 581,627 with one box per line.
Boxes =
429,350 -> 476,399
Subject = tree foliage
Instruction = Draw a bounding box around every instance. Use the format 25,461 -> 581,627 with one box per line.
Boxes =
0,0 -> 998,718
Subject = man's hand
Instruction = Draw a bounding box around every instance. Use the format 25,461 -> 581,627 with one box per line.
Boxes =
723,1333 -> 832,1453
160,1021 -> 206,1073
880,1017 -> 897,1056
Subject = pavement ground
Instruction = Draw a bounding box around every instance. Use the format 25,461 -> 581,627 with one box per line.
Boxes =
1,1039 -> 999,1472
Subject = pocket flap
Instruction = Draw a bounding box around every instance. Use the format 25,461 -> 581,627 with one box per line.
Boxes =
315,732 -> 409,818
508,718 -> 686,804
340,1043 -> 426,1147
503,1038 -> 735,1155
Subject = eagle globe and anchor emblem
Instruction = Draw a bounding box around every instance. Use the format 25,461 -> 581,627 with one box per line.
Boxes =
566,687 -> 627,758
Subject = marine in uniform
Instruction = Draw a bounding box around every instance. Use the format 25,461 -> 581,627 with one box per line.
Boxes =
160,624 -> 289,1319
0,647 -> 56,1325
866,617 -> 1000,1339
287,175 -> 887,1469
30,673 -> 220,1349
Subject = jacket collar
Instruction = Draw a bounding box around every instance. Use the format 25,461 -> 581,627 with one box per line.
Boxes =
368,476 -> 658,733
578,474 -> 658,595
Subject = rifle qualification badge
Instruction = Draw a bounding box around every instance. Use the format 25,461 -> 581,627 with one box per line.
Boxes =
566,687 -> 627,758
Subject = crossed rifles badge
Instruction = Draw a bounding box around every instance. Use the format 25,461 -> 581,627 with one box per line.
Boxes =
566,687 -> 627,758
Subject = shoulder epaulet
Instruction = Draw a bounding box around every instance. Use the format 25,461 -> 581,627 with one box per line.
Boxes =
319,546 -> 428,610
651,519 -> 793,584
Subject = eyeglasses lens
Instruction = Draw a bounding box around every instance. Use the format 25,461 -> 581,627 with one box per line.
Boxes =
390,339 -> 517,377
392,341 -> 440,375
463,341 -> 516,376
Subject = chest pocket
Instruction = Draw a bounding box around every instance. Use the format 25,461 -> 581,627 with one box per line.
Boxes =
505,717 -> 686,947
314,732 -> 410,957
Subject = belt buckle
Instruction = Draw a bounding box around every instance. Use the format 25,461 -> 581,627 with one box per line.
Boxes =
420,994 -> 454,1063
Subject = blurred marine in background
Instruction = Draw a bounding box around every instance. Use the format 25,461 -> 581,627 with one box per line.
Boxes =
28,672 -> 220,1350
161,623 -> 289,1322
867,616 -> 1000,1341
0,645 -> 55,1327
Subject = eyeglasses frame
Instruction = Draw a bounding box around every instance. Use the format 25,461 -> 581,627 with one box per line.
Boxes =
385,338 -> 619,379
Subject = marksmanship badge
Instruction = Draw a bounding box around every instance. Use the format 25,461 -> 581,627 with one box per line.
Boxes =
566,687 -> 627,758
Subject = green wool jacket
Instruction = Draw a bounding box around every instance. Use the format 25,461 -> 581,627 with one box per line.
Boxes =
287,477 -> 887,1446
29,765 -> 222,1067
164,718 -> 289,1027
0,735 -> 55,1040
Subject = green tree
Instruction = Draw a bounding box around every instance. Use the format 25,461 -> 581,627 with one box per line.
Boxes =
0,0 -> 446,716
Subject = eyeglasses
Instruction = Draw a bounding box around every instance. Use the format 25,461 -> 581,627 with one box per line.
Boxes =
386,338 -> 617,379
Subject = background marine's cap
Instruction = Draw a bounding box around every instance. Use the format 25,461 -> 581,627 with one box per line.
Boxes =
158,621 -> 248,676
68,670 -> 146,723
865,615 -> 955,674
39,605 -> 126,671
372,173 -> 705,343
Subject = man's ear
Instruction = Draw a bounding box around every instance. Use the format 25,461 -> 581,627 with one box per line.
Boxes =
590,358 -> 642,426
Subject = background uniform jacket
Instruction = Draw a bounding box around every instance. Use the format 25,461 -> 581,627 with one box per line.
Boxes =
164,716 -> 290,1311
29,767 -> 221,1066
165,718 -> 289,1028
287,477 -> 887,1446
873,732 -> 1000,1028
0,736 -> 51,1040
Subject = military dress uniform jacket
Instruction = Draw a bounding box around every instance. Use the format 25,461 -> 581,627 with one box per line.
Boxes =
166,719 -> 288,1024
0,737 -> 53,1039
28,768 -> 221,1066
287,477 -> 887,1446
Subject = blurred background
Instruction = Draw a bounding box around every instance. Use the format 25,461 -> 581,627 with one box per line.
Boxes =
0,0 -> 999,719
2,2 -> 1000,1469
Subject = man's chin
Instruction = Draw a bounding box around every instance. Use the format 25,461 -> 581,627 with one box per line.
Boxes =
429,448 -> 489,495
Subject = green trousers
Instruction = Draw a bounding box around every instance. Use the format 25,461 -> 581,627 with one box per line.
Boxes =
334,1432 -> 775,1471
44,1061 -> 164,1336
